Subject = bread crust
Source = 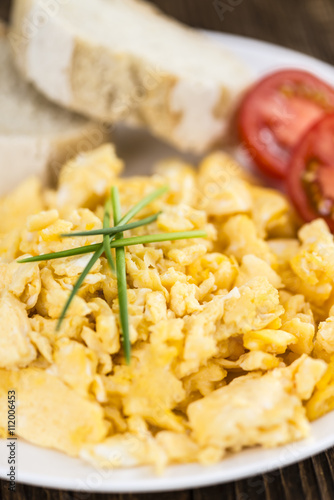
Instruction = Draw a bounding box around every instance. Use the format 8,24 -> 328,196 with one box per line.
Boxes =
0,19 -> 109,195
9,0 -> 250,153
0,122 -> 109,195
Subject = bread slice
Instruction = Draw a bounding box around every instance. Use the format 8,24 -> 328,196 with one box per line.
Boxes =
9,0 -> 251,154
0,21 -> 108,195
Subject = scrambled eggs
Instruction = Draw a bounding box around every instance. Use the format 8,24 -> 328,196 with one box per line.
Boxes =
0,144 -> 334,472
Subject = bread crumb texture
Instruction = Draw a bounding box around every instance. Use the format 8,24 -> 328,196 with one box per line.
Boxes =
10,0 -> 251,153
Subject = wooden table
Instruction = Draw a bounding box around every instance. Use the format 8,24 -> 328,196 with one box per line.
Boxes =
1,0 -> 334,499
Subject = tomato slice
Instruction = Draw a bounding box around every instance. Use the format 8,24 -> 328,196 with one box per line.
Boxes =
238,69 -> 334,179
287,113 -> 334,231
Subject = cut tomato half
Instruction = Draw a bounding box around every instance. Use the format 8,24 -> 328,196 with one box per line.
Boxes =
238,69 -> 334,179
287,113 -> 334,231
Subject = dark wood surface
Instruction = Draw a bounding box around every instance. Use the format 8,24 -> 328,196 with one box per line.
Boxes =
1,0 -> 334,499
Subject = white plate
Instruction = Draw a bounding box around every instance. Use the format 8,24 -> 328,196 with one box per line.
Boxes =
2,32 -> 334,493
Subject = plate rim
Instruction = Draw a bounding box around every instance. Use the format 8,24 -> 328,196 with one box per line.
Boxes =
1,31 -> 334,493
3,416 -> 334,493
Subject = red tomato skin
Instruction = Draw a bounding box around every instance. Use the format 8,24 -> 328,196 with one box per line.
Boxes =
286,113 -> 334,232
238,69 -> 334,180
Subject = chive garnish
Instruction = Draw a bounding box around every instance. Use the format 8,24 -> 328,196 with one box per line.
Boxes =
18,186 -> 169,264
103,197 -> 115,273
18,244 -> 102,263
18,230 -> 206,264
107,230 -> 206,247
19,184 -> 208,361
112,186 -> 131,364
60,213 -> 160,238
56,247 -> 103,331
119,185 -> 168,224
55,187 -> 169,336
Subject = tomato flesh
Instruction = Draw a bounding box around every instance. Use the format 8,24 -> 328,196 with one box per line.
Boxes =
264,96 -> 324,148
287,113 -> 334,230
238,69 -> 334,179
